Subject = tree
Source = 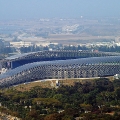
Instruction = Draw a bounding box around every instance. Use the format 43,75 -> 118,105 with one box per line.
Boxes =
44,113 -> 62,120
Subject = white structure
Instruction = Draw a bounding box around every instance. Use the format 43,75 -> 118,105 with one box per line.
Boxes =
114,74 -> 120,79
10,41 -> 32,48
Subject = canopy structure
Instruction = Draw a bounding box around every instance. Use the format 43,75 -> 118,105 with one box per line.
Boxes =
1,50 -> 120,69
0,55 -> 120,88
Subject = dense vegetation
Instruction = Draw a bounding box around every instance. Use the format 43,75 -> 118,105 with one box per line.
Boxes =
1,78 -> 120,119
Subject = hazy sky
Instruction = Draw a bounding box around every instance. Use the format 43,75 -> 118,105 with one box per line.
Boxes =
0,0 -> 120,20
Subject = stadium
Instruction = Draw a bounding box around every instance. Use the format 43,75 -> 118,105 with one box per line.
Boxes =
0,50 -> 120,88
1,50 -> 118,69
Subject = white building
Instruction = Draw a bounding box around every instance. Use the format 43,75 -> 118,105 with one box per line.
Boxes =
10,41 -> 32,48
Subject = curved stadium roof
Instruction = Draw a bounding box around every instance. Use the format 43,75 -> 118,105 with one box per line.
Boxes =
4,50 -> 120,61
0,56 -> 120,80
1,50 -> 120,88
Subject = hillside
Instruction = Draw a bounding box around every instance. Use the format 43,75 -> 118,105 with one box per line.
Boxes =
1,77 -> 120,120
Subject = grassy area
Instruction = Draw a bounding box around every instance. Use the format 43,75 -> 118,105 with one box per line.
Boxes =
13,77 -> 114,92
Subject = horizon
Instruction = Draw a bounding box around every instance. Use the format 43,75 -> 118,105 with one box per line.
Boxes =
0,0 -> 120,20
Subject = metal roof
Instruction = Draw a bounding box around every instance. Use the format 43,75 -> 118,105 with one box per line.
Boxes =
5,50 -> 120,61
5,51 -> 37,60
0,56 -> 120,80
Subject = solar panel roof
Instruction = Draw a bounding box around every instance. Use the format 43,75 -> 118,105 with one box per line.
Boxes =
1,56 -> 120,80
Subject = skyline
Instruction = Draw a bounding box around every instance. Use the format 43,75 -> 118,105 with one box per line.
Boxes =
0,0 -> 120,20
